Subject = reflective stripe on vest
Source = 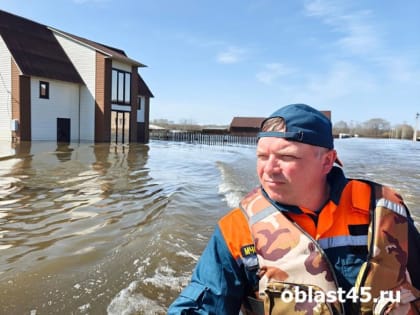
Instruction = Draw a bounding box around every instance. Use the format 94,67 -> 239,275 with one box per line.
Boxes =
318,235 -> 368,249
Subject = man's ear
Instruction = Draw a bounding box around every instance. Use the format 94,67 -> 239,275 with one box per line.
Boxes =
322,149 -> 337,174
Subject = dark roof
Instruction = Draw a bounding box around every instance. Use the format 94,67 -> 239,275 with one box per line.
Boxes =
0,10 -> 84,84
231,111 -> 332,129
51,29 -> 146,67
137,74 -> 154,98
0,9 -> 147,84
230,117 -> 265,129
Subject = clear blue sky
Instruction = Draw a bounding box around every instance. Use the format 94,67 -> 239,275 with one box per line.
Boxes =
2,0 -> 420,127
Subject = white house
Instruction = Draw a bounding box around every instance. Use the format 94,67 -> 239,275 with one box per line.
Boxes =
0,9 -> 153,144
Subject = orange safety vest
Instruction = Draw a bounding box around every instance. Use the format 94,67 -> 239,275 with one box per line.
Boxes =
239,180 -> 420,315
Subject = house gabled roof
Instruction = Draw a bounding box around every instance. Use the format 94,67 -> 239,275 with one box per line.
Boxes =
0,9 -> 147,84
0,10 -> 84,84
230,117 -> 265,129
50,28 -> 146,68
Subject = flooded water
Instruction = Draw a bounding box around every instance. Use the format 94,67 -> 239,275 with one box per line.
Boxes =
0,138 -> 418,315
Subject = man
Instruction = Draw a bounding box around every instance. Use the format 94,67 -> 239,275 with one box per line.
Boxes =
168,104 -> 420,315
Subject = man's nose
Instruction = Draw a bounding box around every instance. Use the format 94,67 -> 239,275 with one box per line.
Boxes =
264,155 -> 279,173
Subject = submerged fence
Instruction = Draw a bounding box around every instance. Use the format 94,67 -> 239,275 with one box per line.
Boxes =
150,130 -> 257,146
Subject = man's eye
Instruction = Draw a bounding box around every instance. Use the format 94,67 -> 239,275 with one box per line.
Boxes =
280,155 -> 298,161
257,154 -> 268,160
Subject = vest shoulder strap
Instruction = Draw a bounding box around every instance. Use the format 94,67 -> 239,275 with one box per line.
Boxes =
352,180 -> 420,314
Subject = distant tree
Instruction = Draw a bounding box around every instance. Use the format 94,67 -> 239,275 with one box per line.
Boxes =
392,123 -> 414,139
348,121 -> 363,136
333,121 -> 349,134
362,118 -> 391,137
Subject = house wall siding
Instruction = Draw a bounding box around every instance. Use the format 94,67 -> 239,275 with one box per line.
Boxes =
0,36 -> 12,140
31,77 -> 79,141
53,32 -> 96,141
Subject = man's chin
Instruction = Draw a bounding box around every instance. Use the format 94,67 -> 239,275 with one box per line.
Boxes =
264,189 -> 288,203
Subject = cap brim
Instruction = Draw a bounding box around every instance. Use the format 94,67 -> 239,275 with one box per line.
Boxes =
335,156 -> 343,167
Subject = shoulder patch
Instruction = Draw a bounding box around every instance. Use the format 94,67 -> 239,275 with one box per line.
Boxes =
241,244 -> 256,257
240,244 -> 258,271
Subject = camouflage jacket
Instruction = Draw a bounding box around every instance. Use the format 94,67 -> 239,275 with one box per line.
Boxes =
167,167 -> 420,315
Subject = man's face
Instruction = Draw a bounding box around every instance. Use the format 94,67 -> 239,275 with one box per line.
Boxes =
256,137 -> 332,207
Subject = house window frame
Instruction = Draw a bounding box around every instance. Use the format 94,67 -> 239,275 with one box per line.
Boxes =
39,81 -> 50,99
111,69 -> 131,105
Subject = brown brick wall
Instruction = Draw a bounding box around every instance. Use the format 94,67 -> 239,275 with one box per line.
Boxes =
130,65 -> 138,142
95,52 -> 111,142
11,60 -> 20,123
135,96 -> 150,143
143,97 -> 150,143
11,59 -> 31,141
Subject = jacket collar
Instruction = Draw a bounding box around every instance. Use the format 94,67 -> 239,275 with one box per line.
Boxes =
261,166 -> 348,214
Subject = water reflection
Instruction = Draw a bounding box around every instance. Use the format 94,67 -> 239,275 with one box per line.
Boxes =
55,143 -> 74,162
0,141 -> 165,314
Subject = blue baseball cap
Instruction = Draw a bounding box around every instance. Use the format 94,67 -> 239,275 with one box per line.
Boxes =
258,103 -> 343,165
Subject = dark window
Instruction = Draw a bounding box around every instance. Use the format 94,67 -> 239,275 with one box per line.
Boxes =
40,81 -> 49,99
111,69 -> 131,105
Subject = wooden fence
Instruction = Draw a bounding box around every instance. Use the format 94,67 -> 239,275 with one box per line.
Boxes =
150,130 -> 257,146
